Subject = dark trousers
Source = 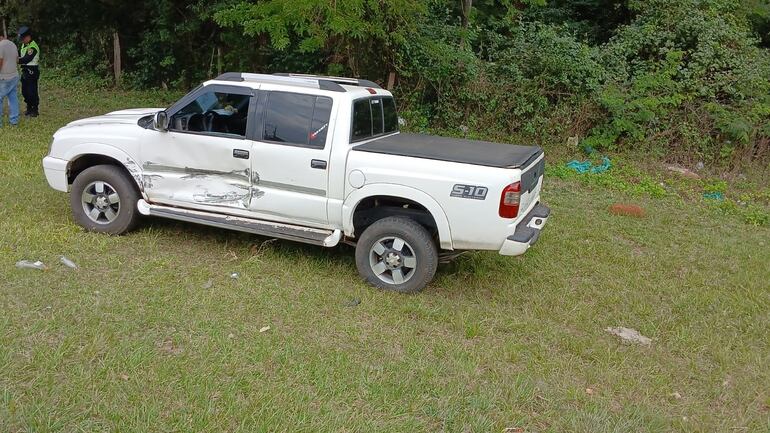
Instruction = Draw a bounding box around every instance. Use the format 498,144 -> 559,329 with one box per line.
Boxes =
21,66 -> 40,113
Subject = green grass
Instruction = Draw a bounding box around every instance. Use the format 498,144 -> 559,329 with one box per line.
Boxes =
1,83 -> 769,432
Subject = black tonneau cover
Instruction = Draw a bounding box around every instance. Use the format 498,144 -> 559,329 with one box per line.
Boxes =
353,133 -> 543,169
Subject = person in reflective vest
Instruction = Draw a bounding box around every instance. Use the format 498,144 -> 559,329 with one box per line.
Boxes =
18,26 -> 40,117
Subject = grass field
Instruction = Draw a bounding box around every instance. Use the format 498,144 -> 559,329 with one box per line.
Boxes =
1,83 -> 769,432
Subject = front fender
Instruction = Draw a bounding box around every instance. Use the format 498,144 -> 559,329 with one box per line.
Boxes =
62,143 -> 145,194
343,183 -> 453,250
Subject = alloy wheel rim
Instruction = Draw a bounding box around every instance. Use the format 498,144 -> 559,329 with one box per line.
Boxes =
369,236 -> 418,285
81,181 -> 121,224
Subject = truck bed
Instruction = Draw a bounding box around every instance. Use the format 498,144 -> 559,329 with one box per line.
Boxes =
353,133 -> 543,169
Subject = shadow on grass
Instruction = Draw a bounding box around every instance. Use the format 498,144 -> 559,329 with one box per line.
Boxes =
133,216 -> 510,293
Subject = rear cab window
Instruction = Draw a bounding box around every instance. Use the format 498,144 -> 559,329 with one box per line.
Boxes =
351,96 -> 398,143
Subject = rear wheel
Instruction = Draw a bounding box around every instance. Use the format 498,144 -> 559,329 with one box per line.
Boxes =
355,216 -> 438,293
70,164 -> 140,235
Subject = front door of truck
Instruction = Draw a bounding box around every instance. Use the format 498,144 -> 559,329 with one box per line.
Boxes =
248,90 -> 334,226
141,85 -> 257,213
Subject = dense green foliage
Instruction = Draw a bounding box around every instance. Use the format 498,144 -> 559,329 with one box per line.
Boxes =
2,0 -> 769,163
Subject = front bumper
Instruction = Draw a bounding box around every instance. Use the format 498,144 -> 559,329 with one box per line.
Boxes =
43,156 -> 69,192
498,203 -> 550,256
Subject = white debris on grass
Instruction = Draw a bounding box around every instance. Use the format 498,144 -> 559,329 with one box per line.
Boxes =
605,327 -> 653,346
60,256 -> 79,269
259,326 -> 271,333
15,260 -> 47,270
665,165 -> 700,179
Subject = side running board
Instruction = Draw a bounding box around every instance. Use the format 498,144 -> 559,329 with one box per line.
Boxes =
137,200 -> 342,247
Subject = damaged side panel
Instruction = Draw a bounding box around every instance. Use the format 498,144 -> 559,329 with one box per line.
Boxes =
142,162 -> 254,209
123,157 -> 144,192
139,132 -> 255,211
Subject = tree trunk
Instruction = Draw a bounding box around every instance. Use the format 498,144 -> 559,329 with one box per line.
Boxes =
208,46 -> 216,77
2,18 -> 7,38
387,72 -> 396,90
459,0 -> 472,48
113,31 -> 122,87
217,46 -> 223,76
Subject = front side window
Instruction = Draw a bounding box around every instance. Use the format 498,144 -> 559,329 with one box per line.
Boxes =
263,92 -> 333,148
170,91 -> 251,137
351,96 -> 399,142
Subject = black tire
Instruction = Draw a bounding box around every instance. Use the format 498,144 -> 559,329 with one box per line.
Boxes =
355,216 -> 438,293
70,164 -> 140,235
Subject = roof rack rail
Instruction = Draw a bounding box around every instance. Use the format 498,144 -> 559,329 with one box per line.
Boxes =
213,72 -> 382,92
273,73 -> 381,89
213,72 -> 347,92
215,72 -> 246,82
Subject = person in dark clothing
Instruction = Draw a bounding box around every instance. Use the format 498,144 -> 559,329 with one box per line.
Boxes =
18,26 -> 40,117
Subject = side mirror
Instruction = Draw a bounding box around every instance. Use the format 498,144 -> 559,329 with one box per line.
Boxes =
154,111 -> 169,131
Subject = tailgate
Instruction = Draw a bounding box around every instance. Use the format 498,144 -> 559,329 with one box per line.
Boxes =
518,156 -> 545,215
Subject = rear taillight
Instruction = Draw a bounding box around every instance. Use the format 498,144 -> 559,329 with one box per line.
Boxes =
499,182 -> 521,218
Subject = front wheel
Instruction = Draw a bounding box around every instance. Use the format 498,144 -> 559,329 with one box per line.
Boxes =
355,216 -> 438,293
70,164 -> 140,235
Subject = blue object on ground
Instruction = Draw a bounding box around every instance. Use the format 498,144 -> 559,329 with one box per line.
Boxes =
566,160 -> 592,173
703,192 -> 724,201
593,156 -> 611,173
581,144 -> 596,155
566,156 -> 612,174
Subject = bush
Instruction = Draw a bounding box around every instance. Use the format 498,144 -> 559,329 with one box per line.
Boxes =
585,0 -> 770,161
14,0 -> 770,165
399,18 -> 605,143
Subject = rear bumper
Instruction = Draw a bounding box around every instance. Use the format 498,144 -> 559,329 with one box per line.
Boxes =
43,156 -> 69,192
498,203 -> 550,256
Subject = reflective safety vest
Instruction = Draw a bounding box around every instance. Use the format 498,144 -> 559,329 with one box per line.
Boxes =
21,40 -> 40,67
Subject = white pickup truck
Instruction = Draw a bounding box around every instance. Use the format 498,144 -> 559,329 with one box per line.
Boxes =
43,73 -> 549,292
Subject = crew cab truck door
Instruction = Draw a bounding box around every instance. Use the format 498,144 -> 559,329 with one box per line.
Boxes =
249,90 -> 334,226
140,85 -> 257,212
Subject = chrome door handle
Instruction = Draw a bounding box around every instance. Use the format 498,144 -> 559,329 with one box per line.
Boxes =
233,149 -> 250,159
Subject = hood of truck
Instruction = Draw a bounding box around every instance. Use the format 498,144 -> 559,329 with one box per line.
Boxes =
64,108 -> 164,128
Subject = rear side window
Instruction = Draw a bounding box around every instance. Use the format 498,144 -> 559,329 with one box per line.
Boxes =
309,97 -> 333,147
351,96 -> 399,142
263,92 -> 333,148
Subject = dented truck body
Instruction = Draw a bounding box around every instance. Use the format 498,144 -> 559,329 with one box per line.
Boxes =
42,72 -> 550,292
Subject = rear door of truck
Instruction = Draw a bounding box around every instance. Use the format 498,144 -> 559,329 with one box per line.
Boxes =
248,90 -> 336,225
